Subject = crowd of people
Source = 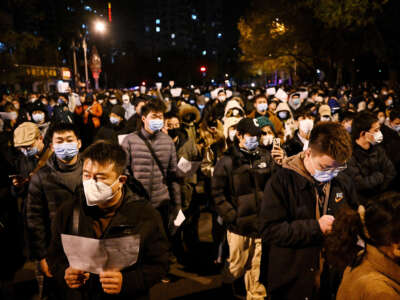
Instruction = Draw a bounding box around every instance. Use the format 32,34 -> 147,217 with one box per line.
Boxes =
0,80 -> 399,300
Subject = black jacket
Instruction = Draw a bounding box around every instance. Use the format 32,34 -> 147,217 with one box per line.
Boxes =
344,143 -> 396,203
284,131 -> 305,157
381,124 -> 400,191
47,185 -> 169,300
26,154 -> 82,260
212,144 -> 275,237
259,161 -> 358,299
94,122 -> 126,144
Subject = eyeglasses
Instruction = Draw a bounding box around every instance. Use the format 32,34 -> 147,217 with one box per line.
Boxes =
320,163 -> 347,173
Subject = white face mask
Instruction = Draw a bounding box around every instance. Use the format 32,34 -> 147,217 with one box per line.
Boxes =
83,178 -> 119,206
299,119 -> 314,135
368,130 -> 383,145
109,99 -> 118,105
228,129 -> 237,142
262,134 -> 274,146
378,116 -> 386,124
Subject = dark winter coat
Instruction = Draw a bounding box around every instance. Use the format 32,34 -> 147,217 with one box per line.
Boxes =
381,124 -> 400,191
259,152 -> 358,300
26,154 -> 82,260
94,122 -> 126,144
121,128 -> 181,210
284,131 -> 305,157
212,144 -> 276,237
344,143 -> 396,203
46,185 -> 169,300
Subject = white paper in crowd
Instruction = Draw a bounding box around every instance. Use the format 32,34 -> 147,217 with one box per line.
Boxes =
155,82 -> 162,90
68,93 -> 80,112
0,112 -> 17,120
299,91 -> 309,100
266,87 -> 276,96
174,209 -> 186,227
57,81 -> 70,93
226,90 -> 233,98
194,88 -> 201,95
118,134 -> 128,145
170,88 -> 182,97
210,88 -> 223,99
61,234 -> 140,274
275,88 -> 288,102
177,157 -> 192,173
139,86 -> 146,94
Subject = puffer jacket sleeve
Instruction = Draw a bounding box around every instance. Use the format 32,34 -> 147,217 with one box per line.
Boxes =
378,147 -> 396,190
211,157 -> 237,224
259,171 -> 324,248
168,141 -> 181,210
122,134 -> 133,174
26,171 -> 49,260
346,157 -> 385,191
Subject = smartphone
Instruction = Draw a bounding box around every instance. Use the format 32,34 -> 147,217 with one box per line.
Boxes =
272,138 -> 281,149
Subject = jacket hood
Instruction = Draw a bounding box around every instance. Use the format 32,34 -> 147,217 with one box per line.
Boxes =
282,151 -> 314,183
224,99 -> 244,117
276,102 -> 293,117
223,117 -> 242,138
179,103 -> 201,123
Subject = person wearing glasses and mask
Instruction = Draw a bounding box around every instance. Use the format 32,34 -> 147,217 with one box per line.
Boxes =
344,111 -> 396,203
259,122 -> 358,300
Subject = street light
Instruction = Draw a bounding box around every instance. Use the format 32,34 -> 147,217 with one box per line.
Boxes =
94,21 -> 106,33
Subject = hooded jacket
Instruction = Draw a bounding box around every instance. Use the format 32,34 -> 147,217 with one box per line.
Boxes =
337,245 -> 400,300
212,144 -> 275,237
26,154 -> 83,260
46,185 -> 169,300
259,152 -> 358,299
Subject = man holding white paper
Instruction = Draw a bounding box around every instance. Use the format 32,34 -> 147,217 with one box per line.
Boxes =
46,141 -> 169,300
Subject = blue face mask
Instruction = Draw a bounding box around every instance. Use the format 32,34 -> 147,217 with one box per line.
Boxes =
198,104 -> 205,110
310,156 -> 343,183
278,111 -> 289,120
109,116 -> 121,125
257,103 -> 268,112
244,136 -> 259,151
393,124 -> 400,132
293,98 -> 301,106
53,142 -> 79,161
149,118 -> 164,132
21,147 -> 38,157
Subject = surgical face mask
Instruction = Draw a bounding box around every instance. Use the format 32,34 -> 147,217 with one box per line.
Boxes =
299,119 -> 314,135
53,142 -> 79,161
345,125 -> 352,133
262,134 -> 274,146
386,99 -> 393,106
320,116 -> 331,122
244,136 -> 258,151
198,104 -> 205,110
149,118 -> 164,131
393,124 -> 400,132
257,103 -> 268,112
32,113 -> 45,123
368,130 -> 383,145
228,129 -> 237,142
122,95 -> 130,104
83,178 -> 120,206
310,156 -> 343,183
292,98 -> 301,106
109,99 -> 118,105
189,99 -> 196,105
110,116 -> 121,125
98,99 -> 104,104
21,146 -> 38,157
278,111 -> 289,120
218,95 -> 226,102
378,116 -> 386,124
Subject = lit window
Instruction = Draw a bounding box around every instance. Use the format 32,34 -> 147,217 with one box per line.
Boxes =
171,33 -> 175,39
158,72 -> 163,78
82,24 -> 86,29
202,50 -> 207,56
156,19 -> 160,24
191,14 -> 197,20
217,33 -> 222,38
157,57 -> 161,62
156,26 -> 160,32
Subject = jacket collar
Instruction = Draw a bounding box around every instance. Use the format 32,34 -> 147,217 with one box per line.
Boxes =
366,244 -> 400,285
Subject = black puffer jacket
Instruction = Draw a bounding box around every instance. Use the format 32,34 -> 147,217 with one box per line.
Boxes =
283,131 -> 305,157
211,144 -> 276,237
47,185 -> 169,300
381,124 -> 400,191
26,154 -> 82,260
344,143 -> 396,203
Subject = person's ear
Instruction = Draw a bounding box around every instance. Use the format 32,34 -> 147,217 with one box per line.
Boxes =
50,142 -> 54,152
141,115 -> 146,123
77,139 -> 82,150
392,243 -> 400,259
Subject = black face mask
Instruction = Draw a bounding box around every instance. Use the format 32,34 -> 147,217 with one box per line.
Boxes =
168,128 -> 180,139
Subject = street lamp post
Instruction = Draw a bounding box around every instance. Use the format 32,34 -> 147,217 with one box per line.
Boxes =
82,37 -> 89,90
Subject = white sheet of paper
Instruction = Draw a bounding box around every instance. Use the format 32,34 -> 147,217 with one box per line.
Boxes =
118,134 -> 128,145
170,88 -> 182,97
61,234 -> 140,274
140,86 -> 146,94
275,88 -> 288,102
155,82 -> 162,90
226,90 -> 233,98
266,87 -> 276,96
177,157 -> 192,173
0,112 -> 17,120
174,209 -> 186,227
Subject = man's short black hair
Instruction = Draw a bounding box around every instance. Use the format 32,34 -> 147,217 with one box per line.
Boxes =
81,140 -> 127,175
50,122 -> 80,139
141,99 -> 166,117
351,111 -> 378,140
389,108 -> 400,122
